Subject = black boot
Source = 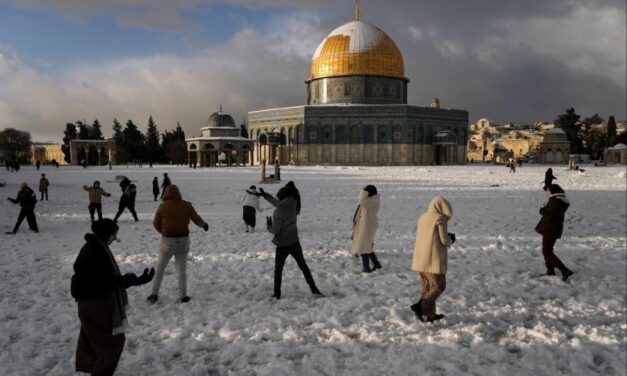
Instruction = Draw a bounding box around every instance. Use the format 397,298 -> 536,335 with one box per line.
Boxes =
560,267 -> 573,282
426,314 -> 445,323
410,300 -> 424,321
546,268 -> 556,276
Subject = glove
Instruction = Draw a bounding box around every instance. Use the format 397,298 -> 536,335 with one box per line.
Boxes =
120,273 -> 139,288
203,223 -> 209,231
135,268 -> 155,285
448,233 -> 456,244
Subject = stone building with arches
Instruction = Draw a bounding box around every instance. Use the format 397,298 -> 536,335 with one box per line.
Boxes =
538,127 -> 570,164
248,13 -> 468,166
69,139 -> 117,165
185,109 -> 254,167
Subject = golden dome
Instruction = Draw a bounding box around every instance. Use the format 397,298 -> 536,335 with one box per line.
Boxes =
307,21 -> 407,82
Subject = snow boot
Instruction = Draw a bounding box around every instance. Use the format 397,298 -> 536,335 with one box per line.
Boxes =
272,293 -> 281,300
146,294 -> 158,303
560,268 -> 573,282
426,314 -> 445,323
410,300 -> 424,321
180,296 -> 191,303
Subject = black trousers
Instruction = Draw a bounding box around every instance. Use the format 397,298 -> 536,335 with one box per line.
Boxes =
274,241 -> 317,296
13,208 -> 38,233
361,252 -> 380,269
88,203 -> 103,222
113,204 -> 138,222
40,189 -> 48,200
243,206 -> 256,227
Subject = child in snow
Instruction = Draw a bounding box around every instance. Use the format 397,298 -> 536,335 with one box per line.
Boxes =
535,184 -> 573,281
152,177 -> 159,201
147,185 -> 208,304
410,196 -> 456,323
38,173 -> 49,201
113,184 -> 138,223
240,185 -> 263,232
71,219 -> 155,375
7,182 -> 39,234
351,185 -> 382,273
83,181 -> 111,222
259,185 -> 322,299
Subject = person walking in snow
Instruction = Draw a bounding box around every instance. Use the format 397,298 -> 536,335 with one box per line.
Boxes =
160,173 -> 171,199
240,185 -> 263,232
147,185 -> 208,304
84,181 -> 111,222
410,196 -> 456,323
113,184 -> 138,223
543,168 -> 557,190
535,184 -> 573,281
259,185 -> 322,299
152,177 -> 159,202
71,219 -> 155,376
7,182 -> 39,234
351,185 -> 382,273
39,173 -> 49,201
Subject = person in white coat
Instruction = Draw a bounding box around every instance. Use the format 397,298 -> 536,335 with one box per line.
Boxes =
351,185 -> 381,273
241,185 -> 263,232
410,196 -> 456,323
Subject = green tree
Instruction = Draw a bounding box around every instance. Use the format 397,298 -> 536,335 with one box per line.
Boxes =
62,123 -> 78,163
607,115 -> 617,147
145,115 -> 161,164
76,121 -> 90,139
92,119 -> 103,140
240,124 -> 248,138
123,120 -> 145,162
581,114 -> 604,156
0,128 -> 32,162
161,122 -> 187,163
112,118 -> 127,163
555,107 -> 582,153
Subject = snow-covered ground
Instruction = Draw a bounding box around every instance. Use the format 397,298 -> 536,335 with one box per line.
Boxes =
0,164 -> 625,376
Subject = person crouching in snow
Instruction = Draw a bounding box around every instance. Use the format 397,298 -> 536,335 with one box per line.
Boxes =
71,219 -> 155,376
259,186 -> 322,299
147,185 -> 208,304
351,185 -> 381,273
241,185 -> 263,232
410,196 -> 456,323
7,182 -> 39,234
535,184 -> 573,281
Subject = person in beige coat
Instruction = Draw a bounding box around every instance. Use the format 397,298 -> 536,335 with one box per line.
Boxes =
351,185 -> 381,273
410,196 -> 456,323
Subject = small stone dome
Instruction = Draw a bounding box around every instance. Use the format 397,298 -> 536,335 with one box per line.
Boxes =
207,110 -> 235,128
611,143 -> 627,150
543,127 -> 568,142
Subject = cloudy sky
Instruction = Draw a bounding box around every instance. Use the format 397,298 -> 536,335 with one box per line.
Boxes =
0,0 -> 625,142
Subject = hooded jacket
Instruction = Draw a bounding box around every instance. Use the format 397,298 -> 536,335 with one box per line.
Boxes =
350,190 -> 380,255
71,233 -> 118,300
411,196 -> 453,274
535,193 -> 570,238
153,185 -> 205,237
267,196 -> 299,247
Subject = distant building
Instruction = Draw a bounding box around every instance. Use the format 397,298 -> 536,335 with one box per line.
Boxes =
185,108 -> 254,167
69,139 -> 117,165
604,143 -> 627,165
30,143 -> 67,165
538,127 -> 570,164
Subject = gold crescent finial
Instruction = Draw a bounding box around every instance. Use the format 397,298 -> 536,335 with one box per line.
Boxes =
355,0 -> 360,21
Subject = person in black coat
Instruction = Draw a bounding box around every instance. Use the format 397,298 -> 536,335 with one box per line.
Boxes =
71,219 -> 154,375
535,184 -> 573,281
7,182 -> 39,234
119,176 -> 131,193
160,173 -> 171,199
284,181 -> 301,215
152,177 -> 159,201
543,168 -> 557,190
113,184 -> 138,223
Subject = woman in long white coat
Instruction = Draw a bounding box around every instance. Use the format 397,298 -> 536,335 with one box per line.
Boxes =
351,185 -> 381,273
410,196 -> 455,322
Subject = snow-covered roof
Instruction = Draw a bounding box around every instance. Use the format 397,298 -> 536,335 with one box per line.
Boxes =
611,143 -> 627,150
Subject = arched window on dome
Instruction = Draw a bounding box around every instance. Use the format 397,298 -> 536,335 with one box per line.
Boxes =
350,126 -> 360,144
323,126 -> 332,144
377,125 -> 388,143
392,125 -> 402,144
335,125 -> 346,144
308,125 -> 318,143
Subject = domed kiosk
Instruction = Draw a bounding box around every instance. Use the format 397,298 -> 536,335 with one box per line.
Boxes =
538,127 -> 570,164
248,4 -> 468,166
186,107 -> 254,167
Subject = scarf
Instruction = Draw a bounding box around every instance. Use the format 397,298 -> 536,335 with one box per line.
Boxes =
96,237 -> 128,335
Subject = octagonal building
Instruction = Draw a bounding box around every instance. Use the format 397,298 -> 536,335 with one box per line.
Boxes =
248,14 -> 468,166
